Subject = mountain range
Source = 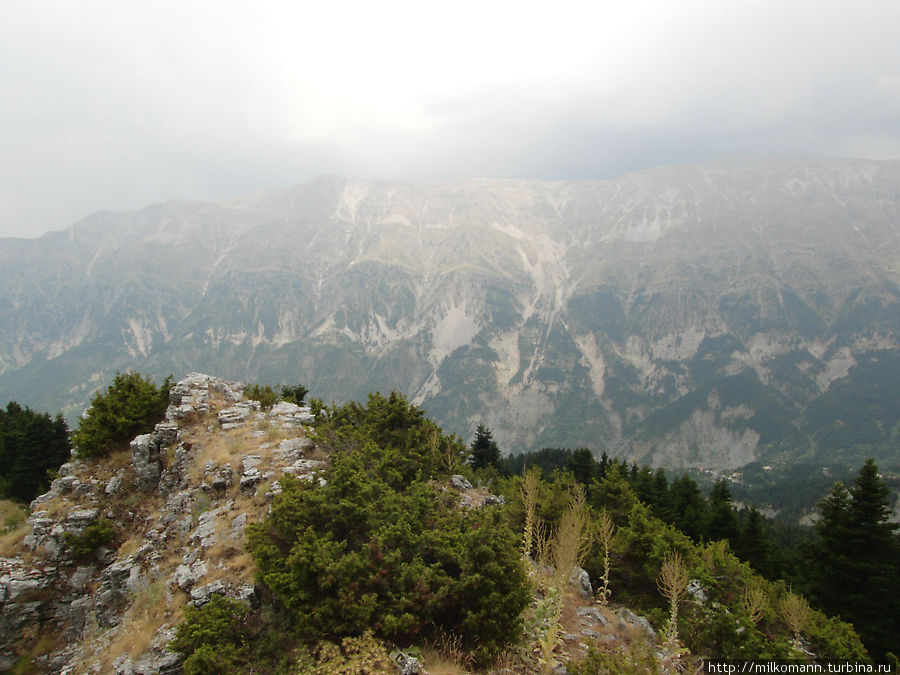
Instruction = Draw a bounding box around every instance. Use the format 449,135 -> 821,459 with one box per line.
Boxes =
2,158 -> 898,470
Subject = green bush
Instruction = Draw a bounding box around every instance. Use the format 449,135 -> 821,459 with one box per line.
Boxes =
280,385 -> 308,406
64,517 -> 116,559
71,372 -> 172,458
244,383 -> 278,410
170,595 -> 298,675
247,393 -> 529,664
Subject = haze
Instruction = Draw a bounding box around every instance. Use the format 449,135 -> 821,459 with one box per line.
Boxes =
2,0 -> 899,238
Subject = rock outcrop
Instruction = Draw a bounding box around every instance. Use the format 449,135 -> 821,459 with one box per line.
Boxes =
0,373 -> 323,673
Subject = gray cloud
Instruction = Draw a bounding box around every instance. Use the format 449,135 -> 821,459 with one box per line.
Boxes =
1,0 -> 899,238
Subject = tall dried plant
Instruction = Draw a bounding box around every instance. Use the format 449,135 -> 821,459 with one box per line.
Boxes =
551,483 -> 592,590
657,551 -> 690,647
596,507 -> 616,605
520,468 -> 541,560
740,587 -> 768,624
781,592 -> 810,642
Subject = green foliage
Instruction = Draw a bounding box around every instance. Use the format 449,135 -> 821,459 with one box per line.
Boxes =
805,459 -> 900,659
280,384 -> 308,406
568,640 -> 658,675
313,391 -> 465,487
294,632 -> 396,674
0,401 -> 70,501
247,393 -> 529,664
469,422 -> 501,471
170,595 -> 297,675
575,472 -> 867,660
171,596 -> 250,674
71,372 -> 172,458
244,383 -> 279,410
64,517 -> 115,560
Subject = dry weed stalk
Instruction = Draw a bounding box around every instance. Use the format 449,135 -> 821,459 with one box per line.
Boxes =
781,592 -> 810,642
741,587 -> 768,624
596,507 -> 616,605
657,551 -> 690,647
520,468 -> 541,559
551,483 -> 591,590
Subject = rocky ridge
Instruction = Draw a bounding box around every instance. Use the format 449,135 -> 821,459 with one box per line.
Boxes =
0,373 -> 324,673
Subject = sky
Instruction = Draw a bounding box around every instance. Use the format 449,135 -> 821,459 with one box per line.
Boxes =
1,0 -> 899,239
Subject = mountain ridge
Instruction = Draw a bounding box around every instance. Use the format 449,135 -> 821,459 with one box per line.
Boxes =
2,158 -> 899,469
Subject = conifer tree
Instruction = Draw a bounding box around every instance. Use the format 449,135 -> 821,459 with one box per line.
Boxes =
0,402 -> 70,501
807,460 -> 900,659
708,479 -> 741,544
469,422 -> 501,470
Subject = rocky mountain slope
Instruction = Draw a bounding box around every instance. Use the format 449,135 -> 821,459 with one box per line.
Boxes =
1,159 -> 899,469
0,374 -> 668,674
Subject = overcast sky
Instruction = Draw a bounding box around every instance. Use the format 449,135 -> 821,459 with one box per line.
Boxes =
1,0 -> 899,238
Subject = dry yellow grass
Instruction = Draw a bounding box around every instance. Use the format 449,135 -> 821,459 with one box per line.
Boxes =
0,525 -> 29,558
97,583 -> 188,672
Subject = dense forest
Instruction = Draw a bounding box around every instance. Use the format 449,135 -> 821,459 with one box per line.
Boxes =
0,401 -> 70,502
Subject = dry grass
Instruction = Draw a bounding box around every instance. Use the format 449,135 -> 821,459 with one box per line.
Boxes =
0,500 -> 30,556
98,582 -> 188,672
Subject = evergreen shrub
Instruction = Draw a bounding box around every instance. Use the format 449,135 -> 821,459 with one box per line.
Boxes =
247,392 -> 529,664
71,372 -> 171,458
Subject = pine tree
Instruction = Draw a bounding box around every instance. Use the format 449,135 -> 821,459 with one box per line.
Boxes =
807,460 -> 900,659
469,423 -> 501,471
708,479 -> 741,544
0,402 -> 71,502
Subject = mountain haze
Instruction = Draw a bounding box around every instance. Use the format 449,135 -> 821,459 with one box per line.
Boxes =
2,158 -> 899,470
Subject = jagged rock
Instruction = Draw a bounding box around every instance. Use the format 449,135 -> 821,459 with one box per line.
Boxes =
688,578 -> 707,603
394,652 -> 422,675
152,421 -> 180,449
569,566 -> 593,599
241,454 -> 262,472
190,580 -> 226,607
451,475 -> 473,490
581,628 -> 602,639
265,480 -> 283,500
131,434 -> 161,492
52,475 -> 80,494
69,565 -> 95,591
207,462 -> 235,490
576,606 -> 610,627
191,508 -> 222,549
615,607 -> 657,642
159,443 -> 194,495
132,650 -> 181,674
57,462 -> 78,477
271,401 -> 300,416
66,508 -> 99,535
218,404 -> 253,428
105,474 -> 122,495
483,494 -> 506,505
66,596 -> 94,637
231,513 -> 248,540
270,401 -> 315,427
172,560 -> 208,591
240,468 -> 261,492
5,576 -> 43,601
95,559 -> 143,627
282,458 -> 327,478
275,437 -> 312,462
22,516 -> 54,551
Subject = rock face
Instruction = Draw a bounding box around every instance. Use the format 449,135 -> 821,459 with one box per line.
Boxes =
0,373 -> 325,673
1,159 -> 899,470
